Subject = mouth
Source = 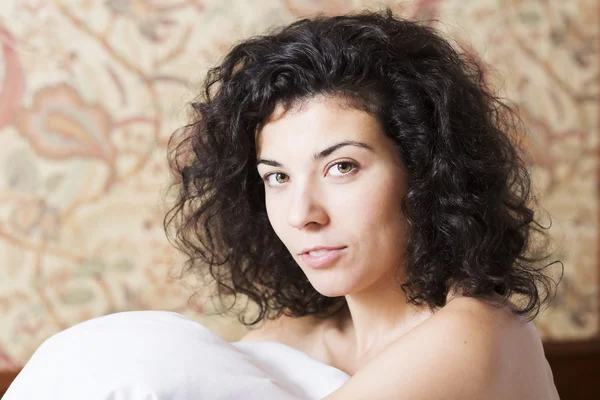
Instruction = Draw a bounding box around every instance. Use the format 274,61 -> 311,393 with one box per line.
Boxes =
299,246 -> 346,256
299,247 -> 346,269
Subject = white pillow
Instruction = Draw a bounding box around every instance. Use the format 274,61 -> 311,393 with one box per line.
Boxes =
3,311 -> 349,400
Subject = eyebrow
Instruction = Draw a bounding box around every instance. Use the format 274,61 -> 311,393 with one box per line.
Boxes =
256,140 -> 375,168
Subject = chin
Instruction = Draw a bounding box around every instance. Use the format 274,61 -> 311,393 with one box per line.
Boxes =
309,282 -> 351,298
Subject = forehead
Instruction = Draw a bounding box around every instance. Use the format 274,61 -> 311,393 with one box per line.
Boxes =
255,97 -> 385,156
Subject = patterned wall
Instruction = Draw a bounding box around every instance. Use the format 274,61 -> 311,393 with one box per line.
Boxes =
0,0 -> 597,371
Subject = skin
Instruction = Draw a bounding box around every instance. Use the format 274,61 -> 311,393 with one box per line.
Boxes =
244,95 -> 559,399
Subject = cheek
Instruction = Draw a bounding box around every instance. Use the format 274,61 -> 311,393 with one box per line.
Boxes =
347,181 -> 407,246
347,177 -> 404,218
264,194 -> 288,240
264,195 -> 278,227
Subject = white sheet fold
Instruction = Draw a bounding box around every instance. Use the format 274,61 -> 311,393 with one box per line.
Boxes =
3,311 -> 350,400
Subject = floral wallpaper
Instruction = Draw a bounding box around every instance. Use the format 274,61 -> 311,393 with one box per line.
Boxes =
0,0 -> 597,371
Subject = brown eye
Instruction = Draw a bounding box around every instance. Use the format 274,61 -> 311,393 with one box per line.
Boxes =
275,173 -> 288,183
337,162 -> 353,174
328,161 -> 357,176
264,172 -> 289,186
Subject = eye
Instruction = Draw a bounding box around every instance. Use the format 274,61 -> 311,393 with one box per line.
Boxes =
327,161 -> 357,177
263,172 -> 289,186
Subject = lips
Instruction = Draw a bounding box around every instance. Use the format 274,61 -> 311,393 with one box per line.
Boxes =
299,247 -> 346,269
299,246 -> 346,255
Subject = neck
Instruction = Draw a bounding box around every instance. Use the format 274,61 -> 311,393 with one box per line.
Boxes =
339,274 -> 439,359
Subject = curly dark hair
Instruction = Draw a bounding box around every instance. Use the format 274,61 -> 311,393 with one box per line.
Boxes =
164,7 -> 562,326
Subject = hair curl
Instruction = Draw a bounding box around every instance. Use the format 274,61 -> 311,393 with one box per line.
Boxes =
164,7 -> 562,326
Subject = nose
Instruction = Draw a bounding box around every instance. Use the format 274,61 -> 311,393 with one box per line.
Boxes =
287,181 -> 329,229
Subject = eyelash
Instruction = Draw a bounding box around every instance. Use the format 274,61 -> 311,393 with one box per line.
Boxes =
262,161 -> 358,186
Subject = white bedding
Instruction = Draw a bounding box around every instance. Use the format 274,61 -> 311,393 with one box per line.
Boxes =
3,311 -> 350,400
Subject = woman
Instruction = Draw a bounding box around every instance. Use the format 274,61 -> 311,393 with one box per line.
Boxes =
165,6 -> 562,400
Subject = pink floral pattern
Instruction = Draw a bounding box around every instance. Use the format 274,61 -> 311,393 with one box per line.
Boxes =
0,26 -> 25,131
14,84 -> 115,161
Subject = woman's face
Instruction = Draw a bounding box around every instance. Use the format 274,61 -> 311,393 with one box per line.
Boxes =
255,96 -> 409,297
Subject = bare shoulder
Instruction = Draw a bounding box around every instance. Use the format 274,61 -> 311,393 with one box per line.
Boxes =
439,296 -> 558,397
325,296 -> 559,400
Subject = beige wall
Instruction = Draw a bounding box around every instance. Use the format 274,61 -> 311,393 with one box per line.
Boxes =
0,0 -> 597,370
